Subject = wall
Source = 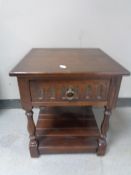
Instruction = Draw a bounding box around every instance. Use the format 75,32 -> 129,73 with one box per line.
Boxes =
0,0 -> 131,99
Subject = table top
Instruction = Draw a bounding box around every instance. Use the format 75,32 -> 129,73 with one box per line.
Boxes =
9,48 -> 130,77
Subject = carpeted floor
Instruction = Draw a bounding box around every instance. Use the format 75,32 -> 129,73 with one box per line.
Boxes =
0,108 -> 131,175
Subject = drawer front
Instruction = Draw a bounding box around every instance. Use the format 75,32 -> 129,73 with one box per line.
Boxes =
30,79 -> 110,102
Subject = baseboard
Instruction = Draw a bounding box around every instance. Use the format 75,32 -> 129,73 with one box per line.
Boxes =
0,99 -> 21,109
0,98 -> 131,109
117,98 -> 131,107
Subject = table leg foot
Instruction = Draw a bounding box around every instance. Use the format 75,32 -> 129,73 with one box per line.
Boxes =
97,137 -> 107,156
29,140 -> 39,158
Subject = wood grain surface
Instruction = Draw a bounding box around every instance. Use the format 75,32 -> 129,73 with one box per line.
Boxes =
10,48 -> 130,77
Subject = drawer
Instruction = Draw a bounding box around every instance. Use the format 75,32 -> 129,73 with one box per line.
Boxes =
30,79 -> 110,102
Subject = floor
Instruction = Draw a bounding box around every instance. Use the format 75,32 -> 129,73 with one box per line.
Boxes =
0,107 -> 131,175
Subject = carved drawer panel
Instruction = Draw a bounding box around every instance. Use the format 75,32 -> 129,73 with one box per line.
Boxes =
30,79 -> 110,102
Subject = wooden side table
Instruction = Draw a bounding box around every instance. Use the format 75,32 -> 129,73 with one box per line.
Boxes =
9,48 -> 130,157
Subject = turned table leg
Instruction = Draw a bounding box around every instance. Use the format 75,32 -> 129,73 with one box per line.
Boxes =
26,110 -> 39,157
97,107 -> 112,156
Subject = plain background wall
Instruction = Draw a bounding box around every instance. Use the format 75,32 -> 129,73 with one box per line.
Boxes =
0,0 -> 131,99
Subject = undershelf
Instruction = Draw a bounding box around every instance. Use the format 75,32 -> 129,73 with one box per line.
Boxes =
36,106 -> 100,154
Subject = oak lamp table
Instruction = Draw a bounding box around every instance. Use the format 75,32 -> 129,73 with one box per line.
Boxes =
9,48 -> 130,157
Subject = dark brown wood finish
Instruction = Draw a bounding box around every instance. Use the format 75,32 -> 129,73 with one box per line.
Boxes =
10,48 -> 130,77
17,77 -> 39,157
9,48 -> 130,157
37,107 -> 99,154
30,79 -> 110,103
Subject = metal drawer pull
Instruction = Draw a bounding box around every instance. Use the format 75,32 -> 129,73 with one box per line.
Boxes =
65,88 -> 75,100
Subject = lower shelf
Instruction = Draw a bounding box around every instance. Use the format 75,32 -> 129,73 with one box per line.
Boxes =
35,106 -> 100,155
38,136 -> 98,154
